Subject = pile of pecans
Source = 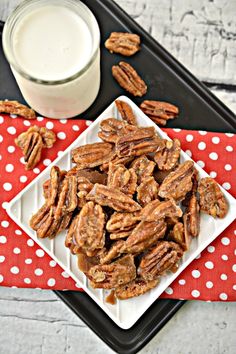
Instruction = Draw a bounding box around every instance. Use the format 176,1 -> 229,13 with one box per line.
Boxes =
29,100 -> 228,300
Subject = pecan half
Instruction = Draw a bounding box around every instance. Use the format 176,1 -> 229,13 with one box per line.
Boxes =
158,161 -> 194,201
100,153 -> 134,173
115,278 -> 159,300
54,175 -> 78,219
98,118 -> 128,143
46,166 -> 62,206
86,184 -> 141,212
140,100 -> 179,126
166,222 -> 189,251
107,163 -> 137,196
112,61 -> 147,97
137,176 -> 159,206
184,194 -> 200,237
154,139 -> 181,170
115,100 -> 137,125
106,211 -> 141,233
198,177 -> 228,218
105,32 -> 140,56
116,127 -> 165,157
0,100 -> 36,119
74,201 -> 105,257
65,214 -> 81,254
130,155 -> 156,184
15,129 -> 43,170
138,241 -> 183,281
88,254 -> 136,289
145,199 -> 183,222
72,142 -> 114,169
100,240 -> 126,264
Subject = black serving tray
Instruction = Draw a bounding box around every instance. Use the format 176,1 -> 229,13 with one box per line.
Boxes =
0,0 -> 235,353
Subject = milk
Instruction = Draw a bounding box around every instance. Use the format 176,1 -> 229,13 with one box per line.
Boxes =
4,1 -> 100,118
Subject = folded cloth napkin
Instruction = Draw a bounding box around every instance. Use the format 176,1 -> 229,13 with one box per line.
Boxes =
0,114 -> 235,301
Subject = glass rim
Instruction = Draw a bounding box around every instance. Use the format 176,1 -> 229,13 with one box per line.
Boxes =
2,0 -> 100,86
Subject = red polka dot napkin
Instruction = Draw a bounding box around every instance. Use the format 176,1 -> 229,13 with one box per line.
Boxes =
0,115 -> 235,301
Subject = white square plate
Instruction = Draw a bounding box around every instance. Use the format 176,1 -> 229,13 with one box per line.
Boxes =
7,96 -> 236,329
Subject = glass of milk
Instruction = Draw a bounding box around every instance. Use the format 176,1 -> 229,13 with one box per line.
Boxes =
2,0 -> 100,118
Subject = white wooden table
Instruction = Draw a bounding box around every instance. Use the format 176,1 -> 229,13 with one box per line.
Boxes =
0,1 -> 236,353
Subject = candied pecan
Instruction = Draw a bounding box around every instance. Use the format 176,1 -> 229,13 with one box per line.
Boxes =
141,199 -> 161,219
107,163 -> 137,196
46,166 -> 61,206
105,32 -> 140,56
183,214 -> 192,251
116,127 -> 165,157
73,201 -> 105,257
145,199 -> 182,222
39,127 -> 56,148
131,155 -> 156,184
140,100 -> 179,126
138,241 -> 183,281
100,154 -> 134,172
88,254 -> 136,289
184,194 -> 200,237
98,118 -> 128,143
166,222 -> 189,251
44,211 -> 72,239
112,61 -> 147,97
77,176 -> 94,208
72,142 -> 114,169
115,100 -> 137,125
100,240 -> 126,264
15,129 -> 43,170
86,184 -> 141,212
65,214 -> 81,254
54,175 -> 78,219
198,177 -> 228,218
121,219 -> 167,254
115,278 -> 159,300
78,253 -> 100,274
30,203 -> 51,232
158,161 -> 194,201
0,100 -> 36,119
137,176 -> 159,206
106,211 -> 141,233
154,139 -> 181,170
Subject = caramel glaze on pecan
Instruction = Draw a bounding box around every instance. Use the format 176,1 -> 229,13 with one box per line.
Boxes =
115,100 -> 137,125
112,61 -> 147,97
154,139 -> 181,170
72,142 -> 114,169
100,240 -> 126,264
100,154 -> 134,173
54,175 -> 78,220
107,211 -> 141,240
130,155 -> 156,184
137,176 -> 159,207
166,222 -> 190,251
105,32 -> 140,56
65,214 -> 81,254
0,100 -> 36,119
98,118 -> 129,143
115,278 -> 159,300
140,100 -> 179,126
107,163 -> 137,196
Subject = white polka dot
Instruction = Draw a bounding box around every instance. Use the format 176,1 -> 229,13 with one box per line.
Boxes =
57,151 -> 64,157
20,156 -> 26,165
5,163 -> 14,172
20,175 -> 27,183
185,150 -> 192,157
15,229 -> 22,235
24,278 -> 31,284
61,271 -> 70,278
7,146 -> 15,153
3,182 -> 12,191
212,136 -> 220,144
7,126 -> 16,135
173,128 -> 181,132
206,281 -> 213,289
186,134 -> 193,142
178,279 -> 186,285
11,286 -> 18,289
25,258 -> 32,264
0,256 -> 5,263
224,164 -> 232,171
36,249 -> 45,258
207,246 -> 215,253
2,202 -> 8,209
226,145 -> 233,152
72,125 -> 80,131
13,247 -> 21,254
10,266 -> 19,274
0,275 -> 3,283
209,171 -> 217,178
0,116 -> 4,124
0,236 -> 7,244
0,135 -> 3,143
34,268 -> 43,276
75,283 -> 81,288
209,152 -> 218,160
23,120 -> 31,126
49,260 -> 57,267
221,254 -> 228,261
225,133 -> 233,137
199,130 -> 207,135
198,142 -> 206,150
219,293 -> 228,300
10,114 -> 17,118
57,132 -> 66,140
43,159 -> 51,166
60,119 -> 67,124
220,274 -> 227,280
222,182 -> 231,190
86,120 -> 92,126
233,285 -> 236,291
192,270 -> 201,278
165,286 -> 173,295
33,168 -> 40,174
221,237 -> 230,246
232,264 -> 236,272
205,261 -> 214,269
37,116 -> 44,121
191,290 -> 200,298
47,278 -> 56,286
27,239 -> 34,247
1,221 -> 9,228
195,253 -> 201,259
46,121 -> 54,129
234,230 -> 236,235
197,160 -> 205,168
